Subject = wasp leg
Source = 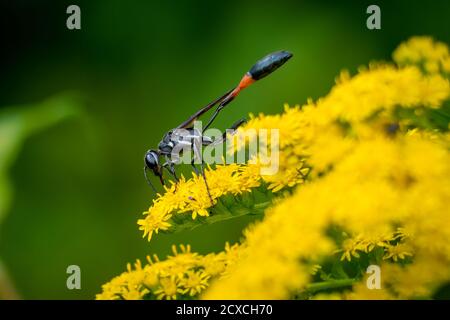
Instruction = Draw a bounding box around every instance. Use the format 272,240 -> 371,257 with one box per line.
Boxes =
191,159 -> 213,205
230,118 -> 247,130
167,164 -> 179,183
191,160 -> 200,175
203,87 -> 244,132
203,104 -> 225,132
165,157 -> 180,182
191,156 -> 213,205
202,93 -> 236,132
207,118 -> 247,147
222,118 -> 247,139
162,161 -> 180,192
191,140 -> 214,205
199,160 -> 213,205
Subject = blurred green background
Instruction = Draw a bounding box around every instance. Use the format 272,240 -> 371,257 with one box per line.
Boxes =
0,0 -> 449,299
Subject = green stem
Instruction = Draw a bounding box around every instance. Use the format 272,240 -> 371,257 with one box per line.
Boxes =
168,200 -> 271,234
305,278 -> 358,293
253,201 -> 271,210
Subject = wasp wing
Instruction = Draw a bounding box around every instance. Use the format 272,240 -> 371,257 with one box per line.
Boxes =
176,51 -> 292,129
176,88 -> 233,129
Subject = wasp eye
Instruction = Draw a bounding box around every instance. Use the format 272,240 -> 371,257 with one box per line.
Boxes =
145,151 -> 158,169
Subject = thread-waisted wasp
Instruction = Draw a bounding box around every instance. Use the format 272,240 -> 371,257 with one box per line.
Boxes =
144,50 -> 292,202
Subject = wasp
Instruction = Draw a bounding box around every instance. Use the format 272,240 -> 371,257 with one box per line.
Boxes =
144,51 -> 292,200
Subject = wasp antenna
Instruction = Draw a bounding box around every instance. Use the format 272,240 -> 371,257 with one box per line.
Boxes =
144,166 -> 158,193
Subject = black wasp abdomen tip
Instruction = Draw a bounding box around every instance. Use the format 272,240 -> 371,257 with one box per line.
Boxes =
248,50 -> 293,81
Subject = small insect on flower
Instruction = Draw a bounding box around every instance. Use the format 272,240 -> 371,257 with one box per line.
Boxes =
143,51 -> 293,203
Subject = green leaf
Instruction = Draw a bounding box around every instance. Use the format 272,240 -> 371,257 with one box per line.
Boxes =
165,189 -> 271,234
0,93 -> 81,224
0,93 -> 81,299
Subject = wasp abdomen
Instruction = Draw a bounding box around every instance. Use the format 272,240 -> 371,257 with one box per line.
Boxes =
248,50 -> 293,81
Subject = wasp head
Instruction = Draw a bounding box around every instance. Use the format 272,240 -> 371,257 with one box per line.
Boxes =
144,150 -> 165,190
145,150 -> 161,175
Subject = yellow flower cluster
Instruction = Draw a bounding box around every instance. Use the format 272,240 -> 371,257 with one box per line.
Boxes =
99,37 -> 450,300
393,36 -> 450,74
228,106 -> 312,191
202,40 -> 450,300
234,63 -> 448,179
138,152 -> 309,241
338,228 -> 413,262
96,243 -> 242,300
205,123 -> 450,300
138,163 -> 262,241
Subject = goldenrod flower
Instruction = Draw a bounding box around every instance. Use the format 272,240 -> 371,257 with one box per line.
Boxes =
100,37 -> 450,300
179,271 -> 210,296
138,164 -> 265,241
203,38 -> 450,299
97,243 -> 242,300
154,276 -> 181,300
393,36 -> 450,73
383,244 -> 414,262
339,238 -> 363,261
